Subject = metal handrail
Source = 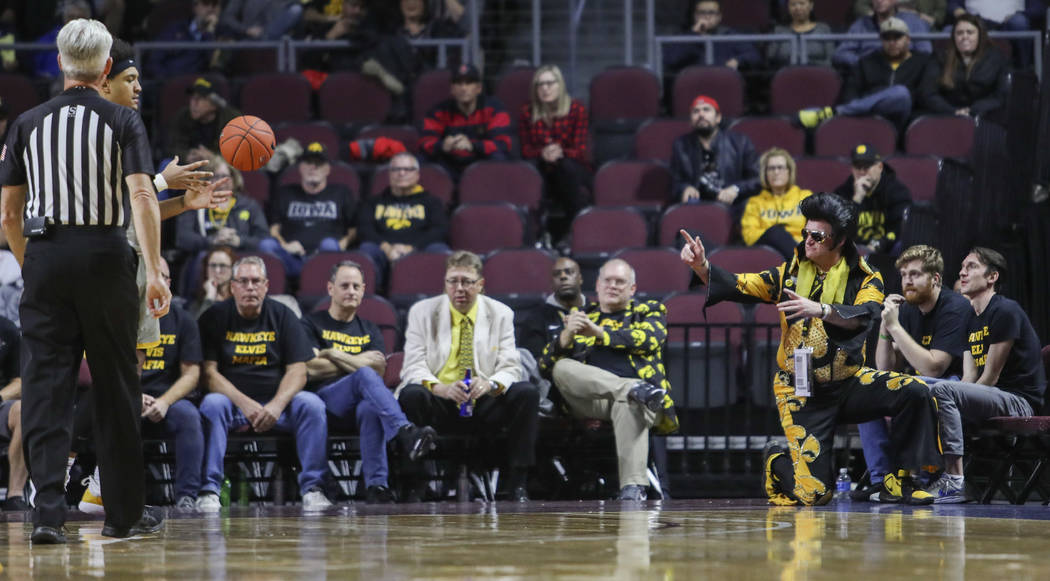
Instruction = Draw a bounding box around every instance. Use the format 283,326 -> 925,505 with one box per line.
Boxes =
284,38 -> 469,71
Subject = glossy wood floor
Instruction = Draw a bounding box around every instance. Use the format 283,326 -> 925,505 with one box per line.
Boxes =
2,500 -> 1050,579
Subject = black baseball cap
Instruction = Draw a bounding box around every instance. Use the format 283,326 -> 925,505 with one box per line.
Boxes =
451,63 -> 481,83
300,141 -> 329,164
186,77 -> 217,97
850,143 -> 882,167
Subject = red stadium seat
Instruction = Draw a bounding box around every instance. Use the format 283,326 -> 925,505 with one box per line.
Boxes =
239,170 -> 271,207
384,351 -> 404,388
388,251 -> 452,307
355,124 -> 421,154
570,207 -> 648,255
728,117 -> 805,157
239,73 -> 313,124
672,66 -> 746,119
275,121 -> 341,160
413,69 -> 452,124
298,252 -> 378,305
0,73 -> 40,119
770,66 -> 842,115
659,202 -> 732,248
814,116 -> 897,157
309,294 -> 400,352
887,155 -> 940,203
795,157 -> 851,193
634,119 -> 691,161
278,160 -> 362,194
370,164 -> 454,206
592,161 -> 672,208
708,245 -> 783,273
482,249 -> 556,297
318,72 -> 392,125
614,248 -> 692,296
240,251 -> 287,295
495,67 -> 537,128
589,67 -> 661,122
905,116 -> 975,158
449,203 -> 526,253
459,161 -> 543,212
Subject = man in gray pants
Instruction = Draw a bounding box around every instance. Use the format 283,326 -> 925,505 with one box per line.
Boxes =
923,247 -> 1047,503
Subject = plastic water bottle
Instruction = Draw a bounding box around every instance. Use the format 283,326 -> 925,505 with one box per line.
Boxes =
835,468 -> 852,502
220,477 -> 231,507
459,368 -> 474,417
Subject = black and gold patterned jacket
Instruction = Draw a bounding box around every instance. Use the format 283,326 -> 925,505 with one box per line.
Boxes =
538,299 -> 679,435
707,241 -> 885,384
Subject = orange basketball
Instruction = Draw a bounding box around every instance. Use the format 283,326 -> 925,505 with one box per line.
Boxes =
219,115 -> 275,172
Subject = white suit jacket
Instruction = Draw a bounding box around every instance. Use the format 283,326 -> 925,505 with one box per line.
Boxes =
397,294 -> 522,396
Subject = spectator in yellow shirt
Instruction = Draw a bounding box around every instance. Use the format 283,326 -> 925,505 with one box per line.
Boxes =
740,148 -> 812,259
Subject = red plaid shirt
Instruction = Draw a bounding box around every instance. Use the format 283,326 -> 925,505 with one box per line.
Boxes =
519,100 -> 589,166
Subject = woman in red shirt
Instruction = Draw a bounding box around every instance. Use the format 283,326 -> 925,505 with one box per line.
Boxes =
519,65 -> 592,247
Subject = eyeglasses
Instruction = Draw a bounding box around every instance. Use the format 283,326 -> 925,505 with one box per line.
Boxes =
696,9 -> 720,16
232,277 -> 267,287
766,165 -> 789,172
390,166 -> 418,174
536,80 -> 558,88
445,277 -> 479,288
801,229 -> 831,244
208,263 -> 231,270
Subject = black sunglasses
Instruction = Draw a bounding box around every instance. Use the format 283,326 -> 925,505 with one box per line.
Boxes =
801,229 -> 831,244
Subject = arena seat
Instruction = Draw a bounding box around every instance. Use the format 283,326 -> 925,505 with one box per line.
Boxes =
770,66 -> 842,115
672,66 -> 745,119
239,73 -> 313,124
449,203 -> 526,254
728,117 -> 806,157
814,116 -> 897,157
592,160 -> 672,209
388,251 -> 452,310
413,69 -> 452,124
569,207 -> 648,256
589,67 -> 661,123
275,121 -> 341,160
459,161 -> 542,212
482,248 -> 556,310
298,252 -> 378,306
658,202 -> 732,248
614,248 -> 692,297
905,115 -> 976,158
495,67 -> 537,128
634,119 -> 691,161
319,72 -> 392,126
795,157 -> 851,193
708,245 -> 783,273
888,155 -> 941,203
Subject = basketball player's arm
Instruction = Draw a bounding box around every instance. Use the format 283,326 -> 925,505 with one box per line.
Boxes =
0,184 -> 27,266
976,340 -> 1013,387
127,172 -> 171,317
157,176 -> 231,220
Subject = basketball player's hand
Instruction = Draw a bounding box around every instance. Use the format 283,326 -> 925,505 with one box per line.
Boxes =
468,377 -> 492,400
778,289 -> 823,319
162,156 -> 213,191
143,398 -> 169,423
184,177 -> 232,211
146,274 -> 171,318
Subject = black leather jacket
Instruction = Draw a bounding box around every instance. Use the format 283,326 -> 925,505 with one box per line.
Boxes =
669,128 -> 760,204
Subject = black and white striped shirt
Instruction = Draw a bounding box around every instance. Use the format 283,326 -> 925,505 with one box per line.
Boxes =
0,86 -> 153,227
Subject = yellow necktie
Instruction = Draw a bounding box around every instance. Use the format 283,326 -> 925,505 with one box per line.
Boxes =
458,317 -> 474,375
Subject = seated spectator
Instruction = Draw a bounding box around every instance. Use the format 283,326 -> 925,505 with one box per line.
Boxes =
261,142 -> 358,278
0,314 -> 27,511
420,64 -> 512,179
801,17 -> 932,128
397,251 -> 539,502
149,0 -> 231,78
924,248 -> 1047,502
188,246 -> 236,319
32,0 -> 92,81
196,256 -> 331,511
663,0 -> 761,74
538,259 -> 679,501
220,0 -> 302,40
833,144 -> 912,254
396,0 -> 464,70
833,0 -> 932,68
855,0 -> 946,28
947,0 -> 1039,68
669,95 -> 760,213
768,0 -> 835,67
920,14 -> 1008,118
166,78 -> 242,161
138,258 -> 206,511
740,148 -> 813,259
176,154 -> 269,254
356,152 -> 450,282
517,257 -> 586,360
303,260 -> 437,503
519,65 -> 592,248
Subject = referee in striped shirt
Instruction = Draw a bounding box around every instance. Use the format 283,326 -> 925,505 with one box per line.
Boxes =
0,19 -> 170,544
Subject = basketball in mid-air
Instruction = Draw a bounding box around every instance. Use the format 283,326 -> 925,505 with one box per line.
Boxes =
219,115 -> 275,172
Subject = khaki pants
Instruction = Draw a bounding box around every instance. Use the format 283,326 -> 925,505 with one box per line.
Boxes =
552,359 -> 656,487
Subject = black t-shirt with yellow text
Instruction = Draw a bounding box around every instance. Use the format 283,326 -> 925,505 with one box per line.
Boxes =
357,187 -> 448,249
897,288 -> 969,379
141,304 -> 203,396
199,298 -> 313,403
966,294 -> 1046,409
302,311 -> 386,390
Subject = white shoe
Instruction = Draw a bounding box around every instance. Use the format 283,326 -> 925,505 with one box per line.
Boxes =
78,468 -> 104,514
924,474 -> 966,504
175,496 -> 197,510
196,493 -> 222,513
302,489 -> 332,510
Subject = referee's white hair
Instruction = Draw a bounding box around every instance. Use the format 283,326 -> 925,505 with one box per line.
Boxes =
57,18 -> 112,82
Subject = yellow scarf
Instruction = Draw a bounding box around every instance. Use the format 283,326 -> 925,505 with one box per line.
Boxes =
796,256 -> 848,306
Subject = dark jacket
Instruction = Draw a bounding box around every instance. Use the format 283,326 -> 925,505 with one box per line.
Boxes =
175,196 -> 270,253
920,47 -> 1009,117
841,50 -> 932,103
832,163 -> 912,253
166,104 -> 242,161
669,128 -> 760,204
662,25 -> 762,71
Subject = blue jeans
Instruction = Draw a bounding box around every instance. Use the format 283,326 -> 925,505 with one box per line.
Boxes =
143,399 -> 205,499
199,391 -> 328,495
837,85 -> 912,127
259,237 -> 341,278
316,367 -> 411,487
357,241 -> 451,288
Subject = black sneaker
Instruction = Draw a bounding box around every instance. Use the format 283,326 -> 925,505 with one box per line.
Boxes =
850,480 -> 886,502
1,496 -> 30,511
762,440 -> 787,497
396,424 -> 437,462
627,382 -> 666,413
31,525 -> 67,544
101,506 -> 165,538
366,485 -> 396,504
